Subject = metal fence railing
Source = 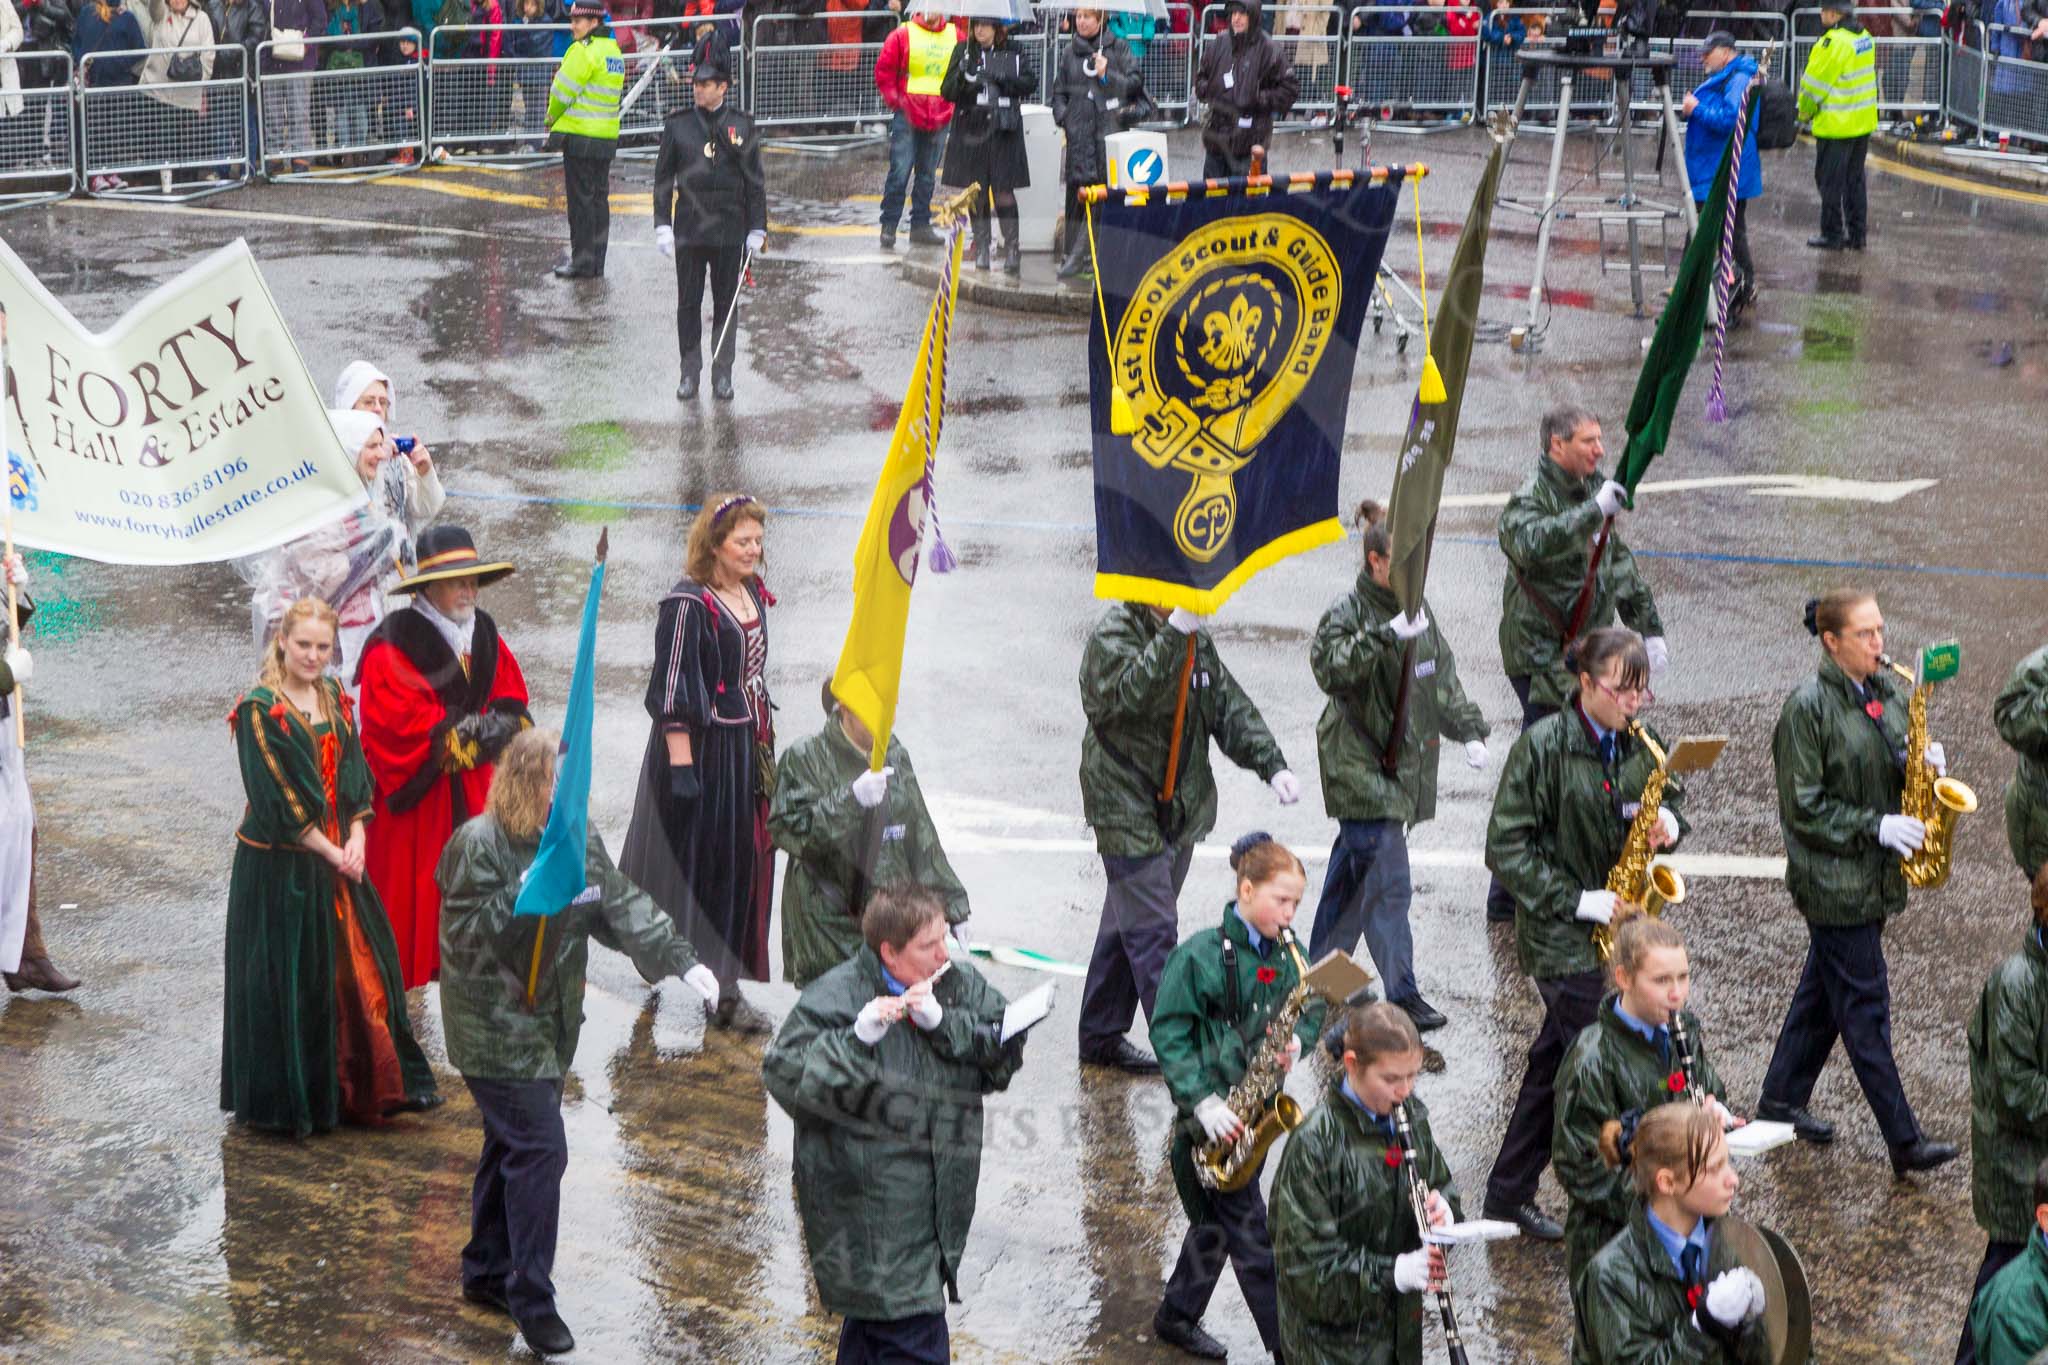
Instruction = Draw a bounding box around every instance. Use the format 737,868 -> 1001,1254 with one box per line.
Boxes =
748,13 -> 890,132
257,31 -> 426,178
1946,21 -> 2048,153
78,44 -> 249,199
1790,6 -> 1945,115
1343,7 -> 1484,129
0,52 -> 76,212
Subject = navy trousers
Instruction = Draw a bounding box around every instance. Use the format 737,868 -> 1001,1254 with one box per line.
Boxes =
1956,1239 -> 2027,1365
1161,1174 -> 1282,1352
1309,818 -> 1417,1004
1487,674 -> 1561,919
1759,920 -> 1921,1147
836,1309 -> 949,1364
462,1076 -> 569,1323
1078,844 -> 1194,1057
1487,968 -> 1605,1207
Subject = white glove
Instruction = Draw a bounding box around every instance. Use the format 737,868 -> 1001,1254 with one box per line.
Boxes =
1575,889 -> 1619,925
654,224 -> 674,257
1703,1267 -> 1766,1327
745,228 -> 766,254
1393,1247 -> 1433,1294
949,920 -> 971,955
851,765 -> 894,809
3,646 -> 30,687
1424,1188 -> 1451,1229
906,990 -> 942,1031
854,996 -> 894,1045
1389,609 -> 1430,640
1925,741 -> 1947,778
683,963 -> 720,1008
1464,739 -> 1488,770
1593,479 -> 1628,518
1877,814 -> 1927,857
1270,770 -> 1301,805
1166,606 -> 1204,634
1195,1094 -> 1241,1144
1656,807 -> 1680,846
4,553 -> 24,589
1645,636 -> 1669,673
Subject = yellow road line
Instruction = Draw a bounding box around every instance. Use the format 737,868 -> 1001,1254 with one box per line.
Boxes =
380,171 -> 882,233
1869,152 -> 2048,208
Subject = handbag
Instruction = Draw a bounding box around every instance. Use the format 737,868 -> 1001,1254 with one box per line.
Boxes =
270,0 -> 306,62
166,16 -> 203,79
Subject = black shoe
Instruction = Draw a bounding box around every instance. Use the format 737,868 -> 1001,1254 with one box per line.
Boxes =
907,224 -> 943,247
461,1282 -> 511,1316
1056,239 -> 1090,279
973,236 -> 991,271
552,262 -> 586,278
517,1310 -> 576,1355
1890,1137 -> 1959,1176
1485,898 -> 1516,924
1152,1306 -> 1228,1359
1483,1198 -> 1563,1242
1756,1099 -> 1835,1144
1806,235 -> 1846,251
1846,238 -> 1866,251
1393,995 -> 1448,1032
879,226 -> 896,250
711,371 -> 734,402
676,373 -> 698,401
1079,1039 -> 1160,1075
1003,240 -> 1021,275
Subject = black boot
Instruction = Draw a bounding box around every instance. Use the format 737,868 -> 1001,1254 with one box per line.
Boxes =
676,372 -> 699,401
998,204 -> 1021,275
972,210 -> 992,271
1056,235 -> 1089,279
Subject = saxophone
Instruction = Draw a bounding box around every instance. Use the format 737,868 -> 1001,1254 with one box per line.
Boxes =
1882,654 -> 1978,890
1591,722 -> 1687,963
1195,929 -> 1319,1193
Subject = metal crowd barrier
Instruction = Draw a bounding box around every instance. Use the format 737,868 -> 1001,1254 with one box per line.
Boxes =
748,13 -> 890,142
1790,6 -> 1944,117
0,52 -> 76,213
1196,3 -> 1345,121
257,31 -> 426,179
78,43 -> 249,200
1946,21 -> 2048,157
1343,6 -> 1483,131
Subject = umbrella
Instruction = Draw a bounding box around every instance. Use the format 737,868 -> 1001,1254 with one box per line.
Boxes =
949,0 -> 1036,19
1032,0 -> 1172,20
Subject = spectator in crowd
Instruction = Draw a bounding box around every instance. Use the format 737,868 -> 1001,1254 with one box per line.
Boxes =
1277,1 -> 1328,88
268,0 -> 330,171
939,16 -> 1033,275
318,0 -> 386,162
22,0 -> 80,61
1051,7 -> 1136,280
1682,31 -> 1761,322
873,4 -> 956,249
207,0 -> 266,170
1194,0 -> 1296,178
1,0 -> 26,122
73,0 -> 143,87
508,0 -> 564,137
1109,7 -> 1154,58
1443,0 -> 1478,80
1481,0 -> 1525,95
388,27 -> 423,160
821,0 -> 873,72
140,0 -> 216,179
607,0 -> 648,50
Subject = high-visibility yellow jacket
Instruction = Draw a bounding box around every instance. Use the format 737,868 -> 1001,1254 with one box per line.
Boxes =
1798,20 -> 1879,139
547,33 -> 624,141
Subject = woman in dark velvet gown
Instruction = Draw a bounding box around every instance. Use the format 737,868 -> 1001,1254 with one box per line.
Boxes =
621,494 -> 777,1032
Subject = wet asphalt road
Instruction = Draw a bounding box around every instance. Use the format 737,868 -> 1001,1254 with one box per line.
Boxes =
1,123 -> 2046,1363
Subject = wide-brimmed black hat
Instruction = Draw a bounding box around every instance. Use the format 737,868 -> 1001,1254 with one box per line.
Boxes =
393,525 -> 516,594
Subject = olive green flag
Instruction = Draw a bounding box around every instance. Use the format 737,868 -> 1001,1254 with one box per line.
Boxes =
1386,130 -> 1506,620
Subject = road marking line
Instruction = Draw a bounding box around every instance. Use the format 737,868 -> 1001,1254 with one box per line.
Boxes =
1440,474 -> 1937,510
57,196 -> 539,241
1870,152 -> 2048,208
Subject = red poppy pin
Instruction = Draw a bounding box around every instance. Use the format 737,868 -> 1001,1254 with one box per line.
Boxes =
1384,1146 -> 1404,1168
1864,699 -> 1884,720
1667,1071 -> 1687,1094
1686,1284 -> 1704,1311
1255,965 -> 1278,985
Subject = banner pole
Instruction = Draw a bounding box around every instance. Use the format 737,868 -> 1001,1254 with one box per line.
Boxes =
1,331 -> 22,748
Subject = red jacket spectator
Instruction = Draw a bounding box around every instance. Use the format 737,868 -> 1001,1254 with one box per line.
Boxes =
874,10 -> 959,132
1445,3 -> 1477,69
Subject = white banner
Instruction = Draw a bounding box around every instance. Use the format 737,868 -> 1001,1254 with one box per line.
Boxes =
2,237 -> 365,565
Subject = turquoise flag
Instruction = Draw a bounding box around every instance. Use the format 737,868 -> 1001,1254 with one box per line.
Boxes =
514,543 -> 607,918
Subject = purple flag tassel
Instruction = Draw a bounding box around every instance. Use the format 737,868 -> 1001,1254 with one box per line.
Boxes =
1703,73 -> 1756,425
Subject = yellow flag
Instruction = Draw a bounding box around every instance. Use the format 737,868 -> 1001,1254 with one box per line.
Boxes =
830,227 -> 964,772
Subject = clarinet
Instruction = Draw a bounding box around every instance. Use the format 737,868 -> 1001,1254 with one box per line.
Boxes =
1669,1012 -> 1708,1107
1393,1102 -> 1471,1365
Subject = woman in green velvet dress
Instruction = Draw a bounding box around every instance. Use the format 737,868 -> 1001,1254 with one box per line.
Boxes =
222,596 -> 438,1137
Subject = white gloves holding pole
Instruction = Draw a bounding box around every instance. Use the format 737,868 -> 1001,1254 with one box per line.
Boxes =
1594,479 -> 1629,517
851,766 -> 893,809
745,229 -> 766,254
3,647 -> 30,686
1166,606 -> 1204,634
1389,609 -> 1429,640
683,963 -> 720,1009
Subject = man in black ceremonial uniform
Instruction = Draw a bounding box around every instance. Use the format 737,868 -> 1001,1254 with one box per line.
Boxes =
652,47 -> 767,404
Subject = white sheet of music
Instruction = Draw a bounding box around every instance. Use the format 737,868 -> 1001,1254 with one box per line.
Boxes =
1724,1121 -> 1796,1158
1001,983 -> 1056,1045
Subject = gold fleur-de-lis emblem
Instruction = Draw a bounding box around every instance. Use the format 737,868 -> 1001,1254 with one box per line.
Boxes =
1198,294 -> 1263,373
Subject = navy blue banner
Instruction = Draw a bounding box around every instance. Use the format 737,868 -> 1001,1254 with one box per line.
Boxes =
1089,174 -> 1404,610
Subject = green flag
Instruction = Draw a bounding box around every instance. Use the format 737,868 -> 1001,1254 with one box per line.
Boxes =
1386,130 -> 1507,620
1613,108 -> 1743,498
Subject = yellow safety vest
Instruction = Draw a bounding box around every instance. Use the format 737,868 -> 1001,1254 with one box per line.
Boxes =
547,34 -> 624,141
1798,23 -> 1879,140
905,22 -> 958,98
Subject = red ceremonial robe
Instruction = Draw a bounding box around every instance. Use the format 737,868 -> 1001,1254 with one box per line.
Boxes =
356,607 -> 531,988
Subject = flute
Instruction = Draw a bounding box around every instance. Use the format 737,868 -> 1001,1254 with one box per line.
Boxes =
1393,1102 -> 1471,1365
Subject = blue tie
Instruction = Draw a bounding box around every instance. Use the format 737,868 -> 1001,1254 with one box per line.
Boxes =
1681,1243 -> 1705,1288
1653,1027 -> 1672,1068
1599,733 -> 1618,767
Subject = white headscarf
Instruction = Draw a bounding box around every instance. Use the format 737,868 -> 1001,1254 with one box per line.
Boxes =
332,360 -> 395,421
328,407 -> 386,483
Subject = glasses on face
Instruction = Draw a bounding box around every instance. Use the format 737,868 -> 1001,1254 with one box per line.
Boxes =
1595,678 -> 1653,707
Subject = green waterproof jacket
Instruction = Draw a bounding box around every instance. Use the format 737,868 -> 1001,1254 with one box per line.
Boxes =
1153,902 -> 1327,1219
769,721 -> 968,989
1772,656 -> 1911,927
1487,702 -> 1688,981
1972,1232 -> 2048,1364
1555,995 -> 1727,1282
1571,1205 -> 1773,1364
1497,456 -> 1664,711
1969,930 -> 2048,1243
437,817 -> 699,1081
1995,646 -> 2048,881
762,947 -> 1022,1321
1079,603 -> 1287,858
1313,575 -> 1489,827
1271,1083 -> 1463,1365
